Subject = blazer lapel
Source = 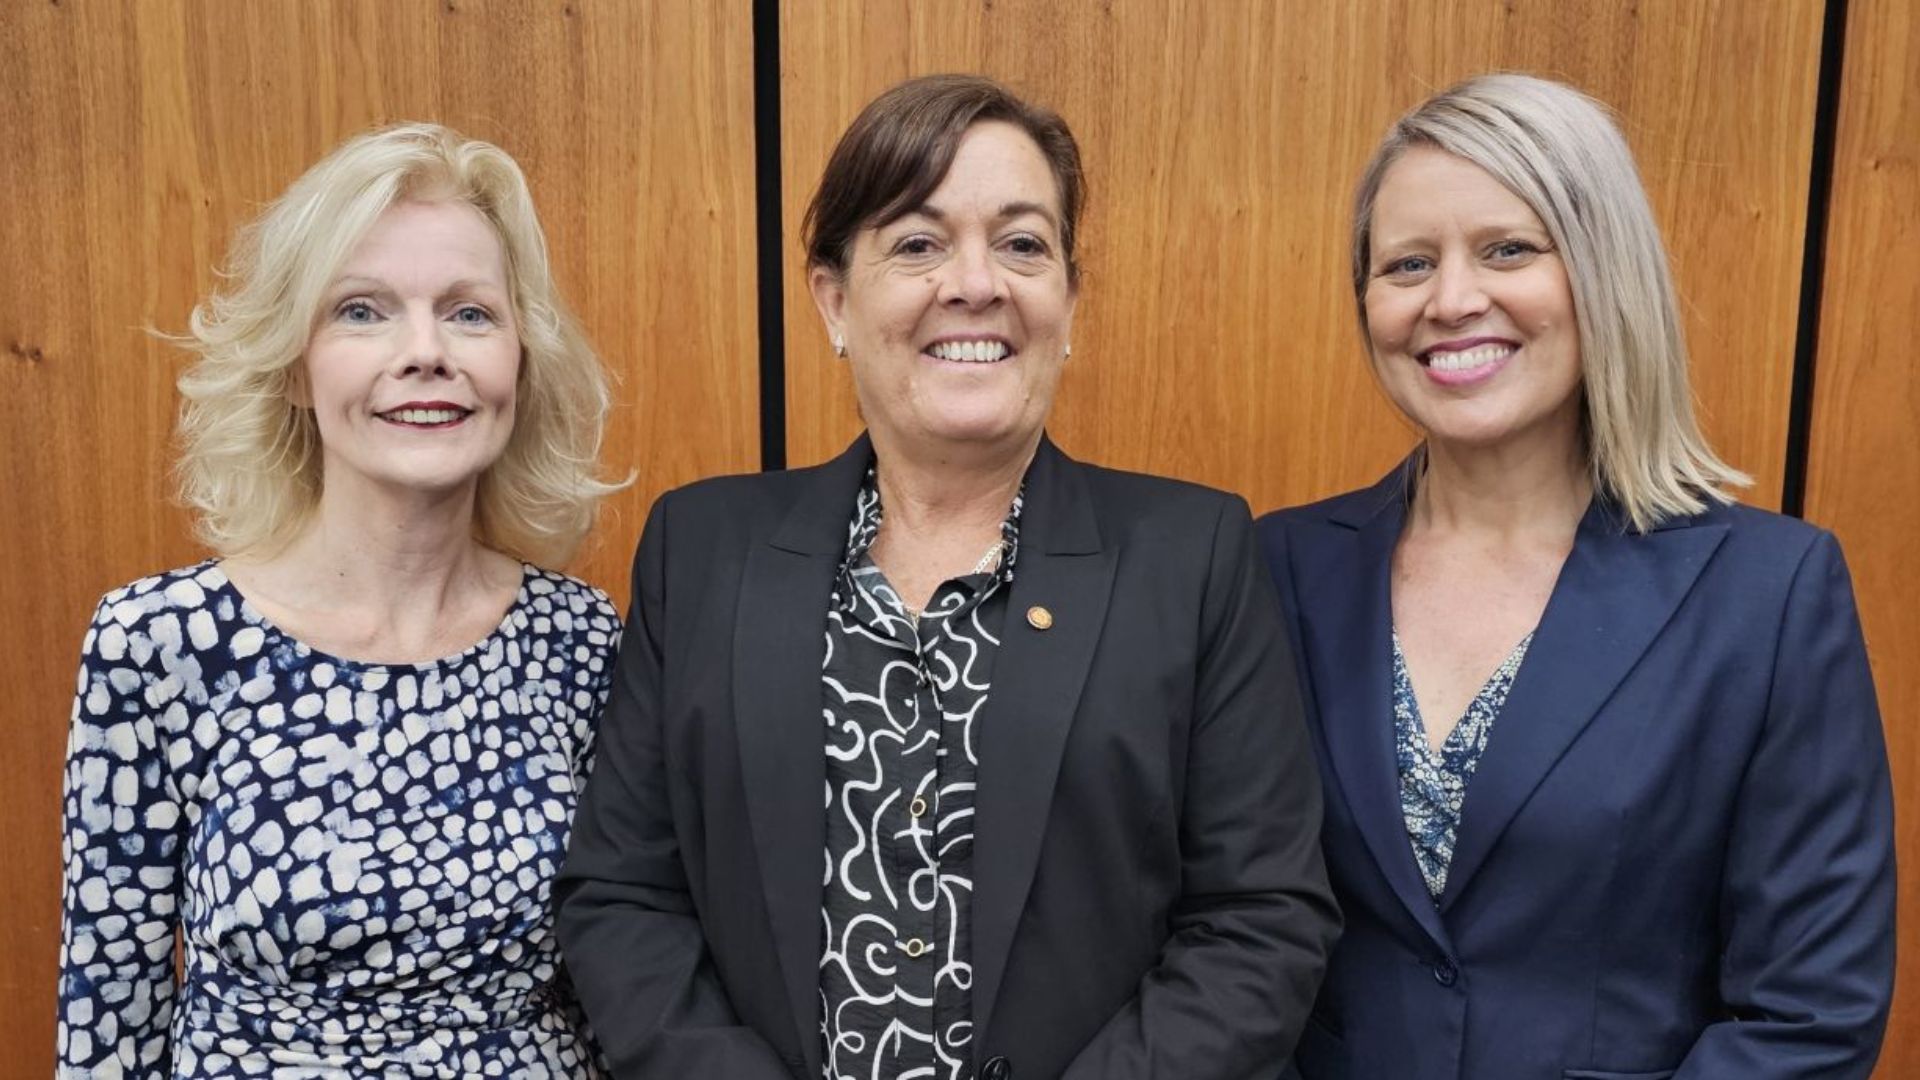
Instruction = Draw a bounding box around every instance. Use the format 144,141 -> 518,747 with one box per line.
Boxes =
1438,501 -> 1729,910
971,438 -> 1117,1040
732,436 -> 872,1073
1296,469 -> 1455,953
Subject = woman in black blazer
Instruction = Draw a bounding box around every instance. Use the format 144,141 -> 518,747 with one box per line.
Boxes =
1259,74 -> 1894,1079
559,74 -> 1338,1080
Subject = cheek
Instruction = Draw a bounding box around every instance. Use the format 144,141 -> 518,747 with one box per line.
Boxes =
302,361 -> 355,415
482,343 -> 523,405
847,278 -> 924,341
1528,273 -> 1578,339
1537,311 -> 1581,367
844,357 -> 902,410
1361,293 -> 1414,355
1364,318 -> 1410,363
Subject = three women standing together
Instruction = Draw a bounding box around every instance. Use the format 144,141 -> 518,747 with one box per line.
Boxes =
58,73 -> 1892,1080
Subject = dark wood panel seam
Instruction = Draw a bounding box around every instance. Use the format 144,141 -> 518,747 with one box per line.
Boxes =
753,0 -> 787,472
1782,0 -> 1851,518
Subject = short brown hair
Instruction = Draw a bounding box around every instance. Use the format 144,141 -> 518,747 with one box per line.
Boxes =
803,74 -> 1086,283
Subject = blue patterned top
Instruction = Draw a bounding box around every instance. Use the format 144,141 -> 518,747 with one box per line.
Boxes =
1391,631 -> 1533,900
57,561 -> 620,1078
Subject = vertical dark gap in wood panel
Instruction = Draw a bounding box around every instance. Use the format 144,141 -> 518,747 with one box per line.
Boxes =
752,0 -> 787,471
1782,0 -> 1850,518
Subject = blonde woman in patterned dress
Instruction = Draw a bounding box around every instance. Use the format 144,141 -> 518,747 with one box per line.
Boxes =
56,124 -> 624,1077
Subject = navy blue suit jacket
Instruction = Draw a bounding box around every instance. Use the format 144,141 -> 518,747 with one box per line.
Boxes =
1258,468 -> 1894,1080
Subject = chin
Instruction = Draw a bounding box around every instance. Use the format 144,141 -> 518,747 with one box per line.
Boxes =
905,402 -> 1024,442
1424,409 -> 1580,454
923,414 -> 1036,447
373,466 -> 490,498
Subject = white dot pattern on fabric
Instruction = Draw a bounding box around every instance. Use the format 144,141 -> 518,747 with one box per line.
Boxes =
56,561 -> 621,1078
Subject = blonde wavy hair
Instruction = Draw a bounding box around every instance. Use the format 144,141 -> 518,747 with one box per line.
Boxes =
1352,74 -> 1750,532
174,122 -> 623,565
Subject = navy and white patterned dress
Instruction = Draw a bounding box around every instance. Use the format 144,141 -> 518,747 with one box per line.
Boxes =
56,561 -> 621,1078
1392,631 -> 1533,899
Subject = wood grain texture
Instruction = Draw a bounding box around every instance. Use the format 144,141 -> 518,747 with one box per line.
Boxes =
0,0 -> 756,1067
779,0 -> 1820,517
1803,0 -> 1920,1074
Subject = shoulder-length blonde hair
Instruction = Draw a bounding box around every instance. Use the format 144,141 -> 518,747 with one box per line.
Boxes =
1351,73 -> 1748,532
174,122 -> 624,565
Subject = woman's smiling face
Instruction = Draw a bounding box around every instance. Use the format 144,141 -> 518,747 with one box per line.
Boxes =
810,120 -> 1077,459
302,199 -> 521,501
1363,145 -> 1584,454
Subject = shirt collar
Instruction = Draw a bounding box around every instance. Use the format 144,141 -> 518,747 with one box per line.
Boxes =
834,466 -> 1026,614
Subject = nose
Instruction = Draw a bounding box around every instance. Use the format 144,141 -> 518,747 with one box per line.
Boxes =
937,239 -> 1006,310
1425,257 -> 1490,325
391,306 -> 453,379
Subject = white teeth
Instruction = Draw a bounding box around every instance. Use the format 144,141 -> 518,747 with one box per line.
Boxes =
1425,345 -> 1514,371
385,408 -> 467,425
929,339 -> 1011,363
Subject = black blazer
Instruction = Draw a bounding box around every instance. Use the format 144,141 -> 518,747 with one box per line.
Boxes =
1259,469 -> 1895,1079
558,435 -> 1338,1079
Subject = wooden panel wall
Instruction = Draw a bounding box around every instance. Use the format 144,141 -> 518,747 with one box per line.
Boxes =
8,0 -> 1916,1074
0,0 -> 757,1069
779,0 -> 1820,516
1804,0 -> 1920,1074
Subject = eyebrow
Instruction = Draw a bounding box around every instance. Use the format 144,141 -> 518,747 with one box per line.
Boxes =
899,201 -> 1061,231
325,275 -> 506,296
1372,219 -> 1553,248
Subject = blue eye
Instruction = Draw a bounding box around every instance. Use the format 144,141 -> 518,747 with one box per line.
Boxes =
1382,255 -> 1434,277
451,305 -> 494,326
337,300 -> 379,323
1487,239 -> 1543,262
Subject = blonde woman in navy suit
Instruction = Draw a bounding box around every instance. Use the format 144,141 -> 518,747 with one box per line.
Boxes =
1259,74 -> 1894,1080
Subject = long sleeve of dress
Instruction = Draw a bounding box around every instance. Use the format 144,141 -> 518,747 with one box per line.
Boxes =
57,593 -> 187,1077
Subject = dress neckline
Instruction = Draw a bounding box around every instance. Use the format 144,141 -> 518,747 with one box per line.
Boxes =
199,559 -> 537,672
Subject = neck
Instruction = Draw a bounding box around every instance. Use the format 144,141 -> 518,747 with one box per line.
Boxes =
1413,429 -> 1591,541
868,429 -> 1038,536
260,472 -> 497,612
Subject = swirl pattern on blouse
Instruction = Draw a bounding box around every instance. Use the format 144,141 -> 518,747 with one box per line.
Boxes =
818,470 -> 1022,1080
57,561 -> 620,1078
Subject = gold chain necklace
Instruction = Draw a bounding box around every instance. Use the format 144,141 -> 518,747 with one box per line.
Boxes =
900,538 -> 1005,622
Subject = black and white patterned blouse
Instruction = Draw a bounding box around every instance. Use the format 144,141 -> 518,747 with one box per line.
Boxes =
57,560 -> 620,1078
1392,631 -> 1533,898
818,469 -> 1022,1080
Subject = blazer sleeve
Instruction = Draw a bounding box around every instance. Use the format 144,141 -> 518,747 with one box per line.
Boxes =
555,494 -> 793,1079
1062,498 -> 1341,1080
1676,530 -> 1896,1079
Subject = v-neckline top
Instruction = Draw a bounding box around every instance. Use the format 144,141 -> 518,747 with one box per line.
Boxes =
1390,630 -> 1535,900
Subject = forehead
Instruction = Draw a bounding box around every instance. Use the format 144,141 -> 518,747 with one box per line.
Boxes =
1371,145 -> 1545,238
339,199 -> 508,278
915,120 -> 1062,219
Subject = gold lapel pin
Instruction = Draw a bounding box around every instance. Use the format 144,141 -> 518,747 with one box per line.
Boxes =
1026,605 -> 1054,630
